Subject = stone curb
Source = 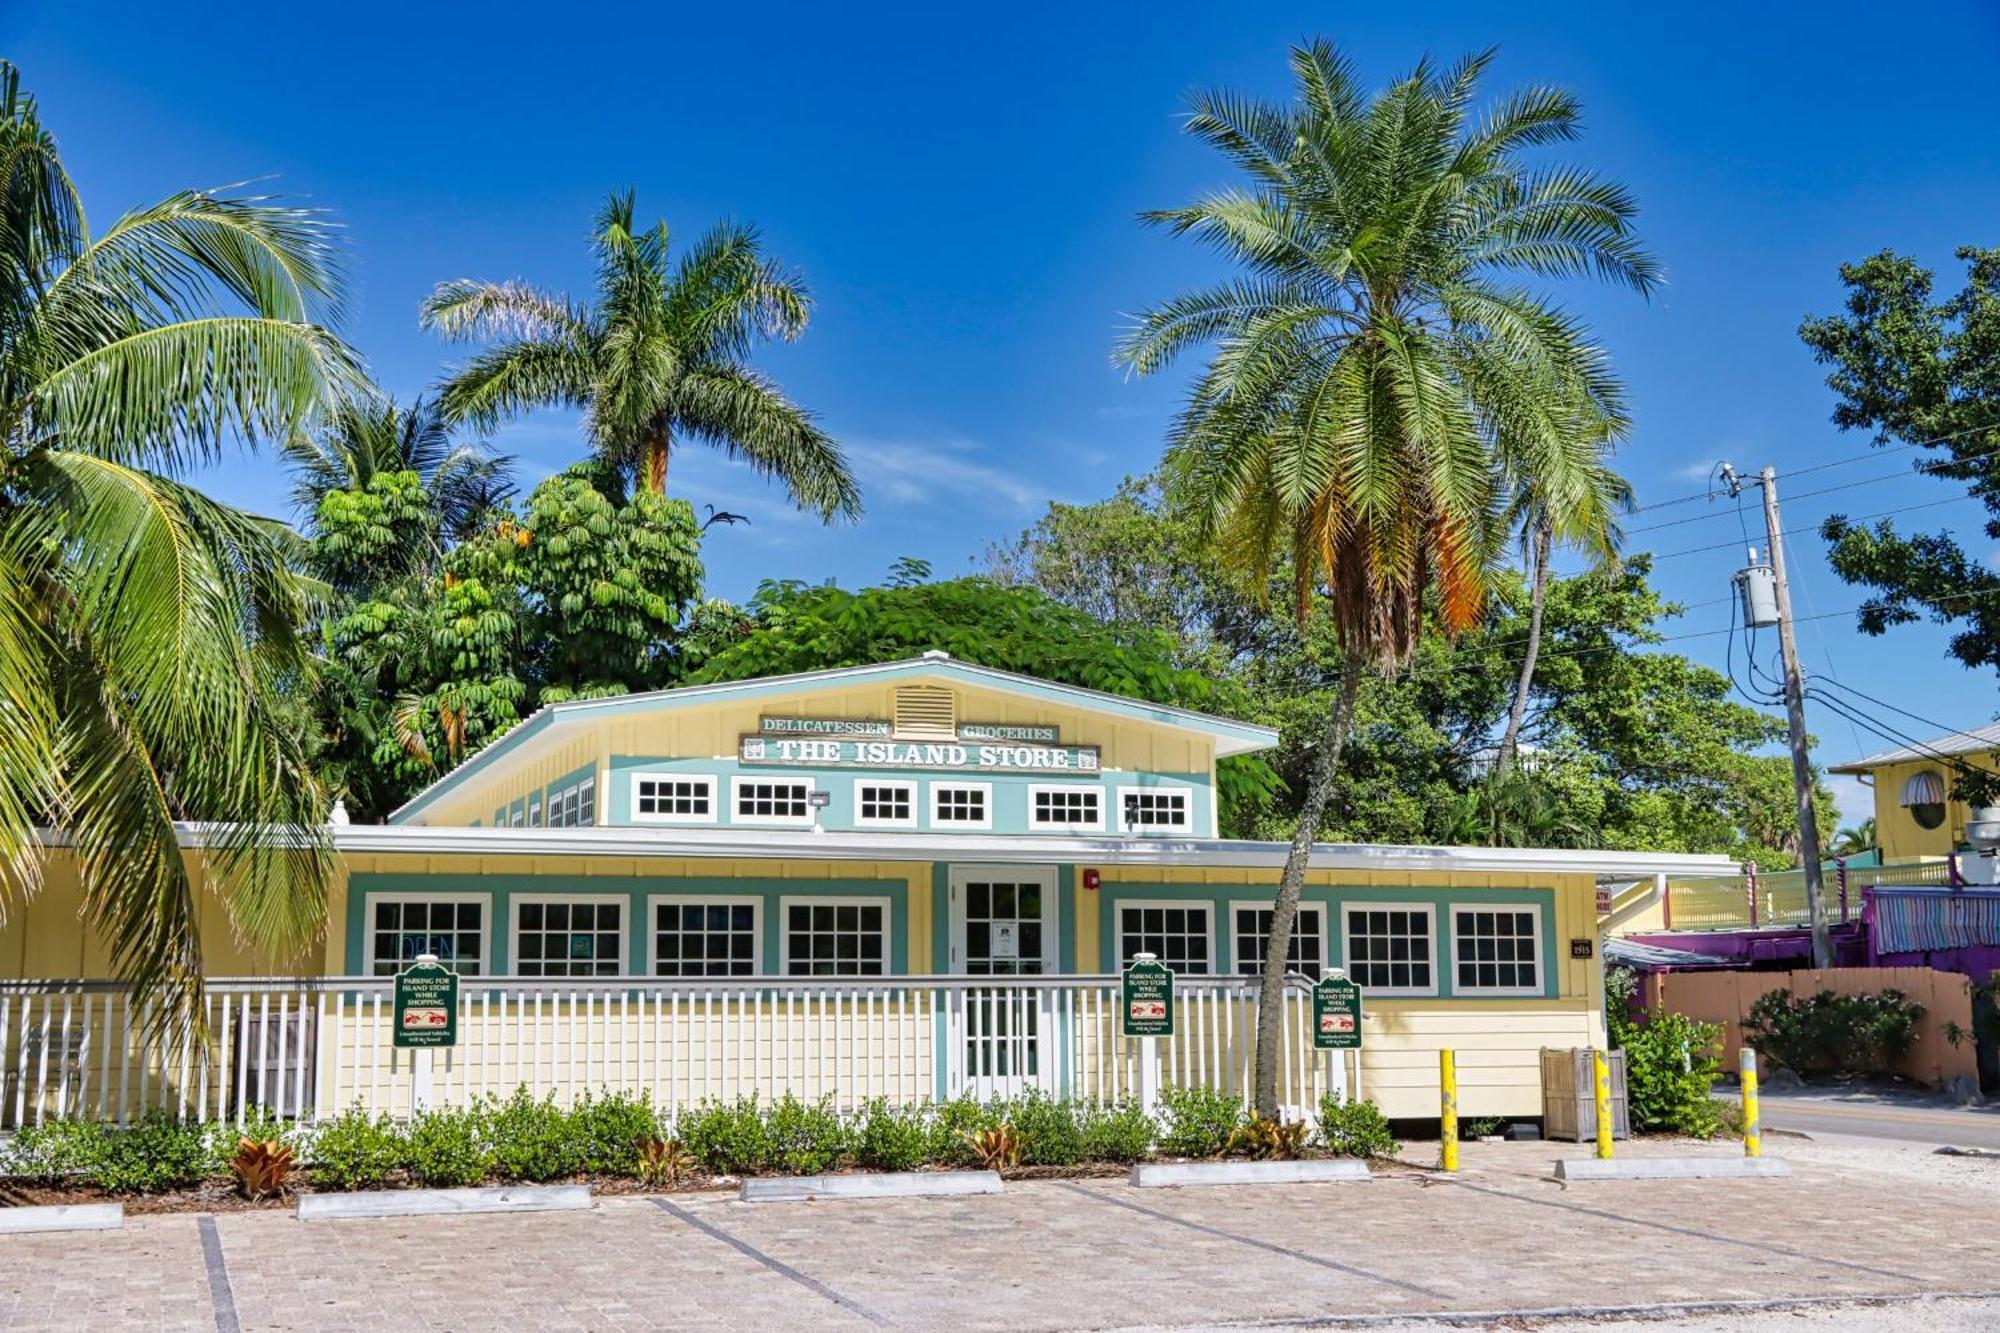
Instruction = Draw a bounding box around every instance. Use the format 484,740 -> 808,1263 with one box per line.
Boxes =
297,1184 -> 592,1220
1131,1159 -> 1371,1188
0,1202 -> 123,1233
1554,1156 -> 1791,1181
740,1170 -> 1001,1202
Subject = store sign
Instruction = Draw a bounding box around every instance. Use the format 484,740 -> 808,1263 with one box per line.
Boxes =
740,736 -> 1099,772
1312,974 -> 1363,1051
393,959 -> 459,1049
958,722 -> 1060,744
1121,959 -> 1175,1038
760,716 -> 892,738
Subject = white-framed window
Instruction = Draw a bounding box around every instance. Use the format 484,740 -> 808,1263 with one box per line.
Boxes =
511,895 -> 626,978
648,895 -> 761,978
363,892 -> 489,977
853,779 -> 917,828
1115,900 -> 1213,974
1451,903 -> 1544,996
1119,786 -> 1194,834
930,782 -> 992,830
1027,784 -> 1103,832
547,775 -> 597,828
633,773 -> 717,824
733,776 -> 815,826
527,791 -> 543,828
508,801 -> 526,828
1231,902 -> 1325,977
1341,904 -> 1437,996
779,896 -> 890,976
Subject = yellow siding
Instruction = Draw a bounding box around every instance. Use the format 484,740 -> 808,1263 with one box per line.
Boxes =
1867,756 -> 1998,863
426,733 -> 601,829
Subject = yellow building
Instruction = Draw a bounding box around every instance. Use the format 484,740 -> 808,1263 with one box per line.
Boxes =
0,655 -> 1733,1126
1828,724 -> 2000,864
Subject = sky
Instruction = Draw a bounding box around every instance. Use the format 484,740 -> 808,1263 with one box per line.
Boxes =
11,1 -> 2000,824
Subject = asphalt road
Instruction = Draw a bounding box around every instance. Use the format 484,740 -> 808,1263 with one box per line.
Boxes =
1753,1090 -> 2000,1149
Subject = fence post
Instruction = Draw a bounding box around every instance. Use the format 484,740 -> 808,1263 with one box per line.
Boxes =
1740,1047 -> 1761,1159
1439,1048 -> 1459,1173
1592,1048 -> 1614,1160
1835,857 -> 1849,923
1745,863 -> 1759,927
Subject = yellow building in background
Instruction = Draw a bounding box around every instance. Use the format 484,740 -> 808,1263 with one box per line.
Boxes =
1829,724 -> 2000,864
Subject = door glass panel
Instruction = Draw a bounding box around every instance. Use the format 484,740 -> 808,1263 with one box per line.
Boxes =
960,877 -> 1049,1085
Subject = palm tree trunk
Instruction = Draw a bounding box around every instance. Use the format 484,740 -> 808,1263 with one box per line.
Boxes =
643,423 -> 670,495
1497,521 -> 1552,775
1252,655 -> 1363,1118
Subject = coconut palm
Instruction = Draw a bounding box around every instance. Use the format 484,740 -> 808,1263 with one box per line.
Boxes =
1830,818 -> 1876,858
1119,43 -> 1658,1114
421,192 -> 859,519
0,63 -> 357,1031
1495,436 -> 1632,773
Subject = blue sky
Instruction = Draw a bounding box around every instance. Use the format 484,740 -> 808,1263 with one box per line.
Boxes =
12,1 -> 2000,822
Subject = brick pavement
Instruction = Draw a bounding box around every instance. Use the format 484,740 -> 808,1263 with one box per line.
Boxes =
0,1141 -> 1989,1331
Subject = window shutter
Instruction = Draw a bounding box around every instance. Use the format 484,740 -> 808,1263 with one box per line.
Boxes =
894,685 -> 956,740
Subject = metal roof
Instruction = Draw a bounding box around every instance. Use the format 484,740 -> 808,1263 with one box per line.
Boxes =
1828,721 -> 2000,774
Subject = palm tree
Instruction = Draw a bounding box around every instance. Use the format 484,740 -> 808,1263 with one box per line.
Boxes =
1119,44 -> 1658,1115
1495,437 -> 1631,772
0,63 -> 356,1030
286,393 -> 515,584
421,192 -> 860,519
1830,818 -> 1876,858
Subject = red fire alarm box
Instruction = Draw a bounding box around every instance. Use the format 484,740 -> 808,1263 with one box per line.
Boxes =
1082,868 -> 1101,891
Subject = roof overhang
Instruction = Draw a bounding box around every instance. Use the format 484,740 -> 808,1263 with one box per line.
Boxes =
387,655 -> 1282,824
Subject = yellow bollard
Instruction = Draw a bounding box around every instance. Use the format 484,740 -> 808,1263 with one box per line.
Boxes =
1740,1047 -> 1761,1158
1439,1048 -> 1459,1172
1592,1048 -> 1614,1160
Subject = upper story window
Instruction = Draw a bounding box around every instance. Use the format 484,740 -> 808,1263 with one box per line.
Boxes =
734,776 -> 815,826
634,774 -> 716,824
1120,787 -> 1193,834
548,775 -> 596,828
854,780 -> 917,828
527,791 -> 543,828
931,783 -> 991,829
1028,785 -> 1103,832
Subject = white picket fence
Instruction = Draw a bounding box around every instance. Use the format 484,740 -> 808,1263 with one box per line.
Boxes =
0,975 -> 1357,1128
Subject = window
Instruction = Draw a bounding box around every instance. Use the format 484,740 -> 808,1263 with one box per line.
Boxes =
931,783 -> 991,829
1120,787 -> 1193,834
365,895 -> 486,976
1116,902 -> 1212,973
527,791 -> 543,828
1028,785 -> 1103,832
513,897 -> 624,977
854,780 -> 916,828
633,774 -> 716,824
733,777 -> 814,826
650,897 -> 760,977
1342,906 -> 1435,995
781,898 -> 889,976
547,776 -> 596,828
1452,905 -> 1543,995
1233,903 -> 1324,977
508,801 -> 526,829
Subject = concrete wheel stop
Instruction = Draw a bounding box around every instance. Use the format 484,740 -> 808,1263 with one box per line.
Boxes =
1554,1156 -> 1791,1182
1131,1159 -> 1370,1188
0,1202 -> 123,1233
297,1183 -> 593,1219
740,1170 -> 1001,1202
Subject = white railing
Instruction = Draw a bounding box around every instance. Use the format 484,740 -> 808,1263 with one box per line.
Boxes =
0,975 -> 1357,1129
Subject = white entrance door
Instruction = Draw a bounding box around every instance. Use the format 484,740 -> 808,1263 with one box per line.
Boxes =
949,865 -> 1058,1098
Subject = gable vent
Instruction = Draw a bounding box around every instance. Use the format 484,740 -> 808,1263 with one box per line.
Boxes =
894,685 -> 957,740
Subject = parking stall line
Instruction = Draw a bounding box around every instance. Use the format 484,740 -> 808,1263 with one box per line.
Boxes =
196,1215 -> 242,1333
1055,1183 -> 1450,1300
1441,1178 -> 1931,1284
649,1198 -> 891,1327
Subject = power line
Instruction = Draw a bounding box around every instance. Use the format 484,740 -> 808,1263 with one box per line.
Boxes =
1646,492 -> 1979,562
1621,422 -> 1999,519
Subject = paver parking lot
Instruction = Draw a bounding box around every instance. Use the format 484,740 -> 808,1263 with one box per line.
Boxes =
1,1141 -> 1992,1331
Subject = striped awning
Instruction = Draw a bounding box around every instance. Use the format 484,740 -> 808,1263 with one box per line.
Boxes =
1901,770 -> 1948,807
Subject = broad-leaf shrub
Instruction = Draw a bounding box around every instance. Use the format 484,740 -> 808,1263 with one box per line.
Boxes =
405,1106 -> 488,1187
4,1117 -> 108,1186
1155,1085 -> 1243,1159
1077,1102 -> 1155,1163
570,1090 -> 658,1176
854,1098 -> 930,1172
1008,1091 -> 1085,1166
308,1105 -> 406,1191
484,1089 -> 584,1182
94,1115 -> 211,1193
1742,987 -> 1925,1076
1315,1096 -> 1397,1158
676,1097 -> 771,1176
764,1095 -> 850,1175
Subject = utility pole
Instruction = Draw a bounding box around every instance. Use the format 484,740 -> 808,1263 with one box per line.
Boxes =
1756,466 -> 1833,968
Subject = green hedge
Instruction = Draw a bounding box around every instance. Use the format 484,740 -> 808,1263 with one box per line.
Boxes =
0,1085 -> 1400,1193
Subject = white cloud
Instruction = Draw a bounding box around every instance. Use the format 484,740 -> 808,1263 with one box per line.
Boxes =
1673,458 -> 1722,484
845,437 -> 1044,512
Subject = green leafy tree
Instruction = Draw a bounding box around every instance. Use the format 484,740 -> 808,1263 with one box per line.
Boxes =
0,63 -> 357,1025
1831,817 -> 1877,857
422,192 -> 859,517
1800,246 -> 2000,680
1116,44 -> 1657,1114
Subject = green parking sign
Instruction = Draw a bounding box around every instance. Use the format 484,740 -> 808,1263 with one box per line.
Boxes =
1313,972 -> 1363,1050
394,958 -> 459,1049
1121,957 -> 1175,1038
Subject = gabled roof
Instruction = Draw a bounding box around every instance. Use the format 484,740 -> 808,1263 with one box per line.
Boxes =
389,654 -> 1280,823
1828,721 -> 2000,774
